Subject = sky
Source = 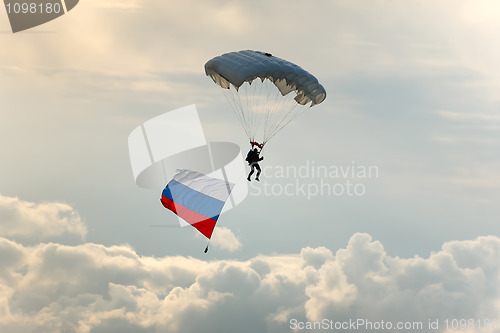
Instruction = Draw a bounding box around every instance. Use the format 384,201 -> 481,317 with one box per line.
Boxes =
1,0 -> 500,332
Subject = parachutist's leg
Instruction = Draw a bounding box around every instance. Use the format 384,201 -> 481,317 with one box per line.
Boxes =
248,164 -> 255,181
255,164 -> 261,181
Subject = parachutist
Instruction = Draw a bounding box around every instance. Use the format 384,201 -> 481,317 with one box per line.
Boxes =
246,147 -> 263,181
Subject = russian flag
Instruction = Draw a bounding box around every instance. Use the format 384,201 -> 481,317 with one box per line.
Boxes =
160,169 -> 235,239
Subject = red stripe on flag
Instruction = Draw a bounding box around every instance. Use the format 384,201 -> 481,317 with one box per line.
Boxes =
161,196 -> 217,239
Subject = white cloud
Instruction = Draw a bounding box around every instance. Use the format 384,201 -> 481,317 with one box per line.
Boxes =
304,233 -> 500,331
0,232 -> 499,332
0,194 -> 87,244
209,226 -> 242,252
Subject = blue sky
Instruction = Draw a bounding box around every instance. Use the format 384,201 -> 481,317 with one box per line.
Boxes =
1,1 -> 500,332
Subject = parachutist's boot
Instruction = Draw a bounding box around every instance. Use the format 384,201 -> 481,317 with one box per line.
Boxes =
255,177 -> 260,181
247,176 -> 251,181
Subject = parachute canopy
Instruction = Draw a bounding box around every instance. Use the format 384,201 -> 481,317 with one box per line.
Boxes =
205,50 -> 326,145
205,50 -> 326,106
161,169 -> 234,239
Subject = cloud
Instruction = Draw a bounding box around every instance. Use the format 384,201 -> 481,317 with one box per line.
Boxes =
0,194 -> 87,244
306,234 -> 500,333
209,226 -> 242,252
0,232 -> 499,332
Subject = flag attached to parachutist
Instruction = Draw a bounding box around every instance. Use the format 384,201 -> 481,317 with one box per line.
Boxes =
160,169 -> 234,239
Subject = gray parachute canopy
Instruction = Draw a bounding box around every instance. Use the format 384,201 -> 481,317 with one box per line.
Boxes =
205,50 -> 327,145
205,50 -> 326,106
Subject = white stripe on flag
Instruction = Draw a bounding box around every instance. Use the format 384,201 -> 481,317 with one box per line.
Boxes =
173,169 -> 234,202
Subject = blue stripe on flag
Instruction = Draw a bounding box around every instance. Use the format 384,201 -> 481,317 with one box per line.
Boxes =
162,179 -> 224,220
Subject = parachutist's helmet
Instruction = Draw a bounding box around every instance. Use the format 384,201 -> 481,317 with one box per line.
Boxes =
253,148 -> 258,152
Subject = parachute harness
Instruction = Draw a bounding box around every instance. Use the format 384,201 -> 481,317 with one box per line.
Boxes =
250,141 -> 264,149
